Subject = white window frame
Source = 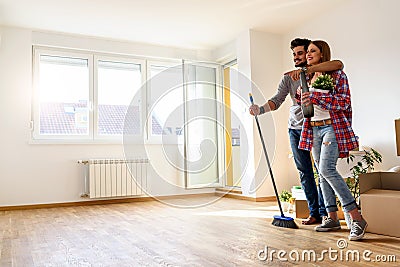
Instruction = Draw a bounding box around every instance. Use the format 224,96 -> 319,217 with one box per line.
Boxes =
146,59 -> 183,144
93,54 -> 146,142
31,46 -> 225,148
32,46 -> 147,143
32,47 -> 94,141
182,60 -> 224,189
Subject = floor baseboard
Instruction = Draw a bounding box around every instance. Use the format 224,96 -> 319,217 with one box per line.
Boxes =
0,192 -> 216,211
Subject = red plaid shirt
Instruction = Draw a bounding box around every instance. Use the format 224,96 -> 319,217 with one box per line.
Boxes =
298,70 -> 358,158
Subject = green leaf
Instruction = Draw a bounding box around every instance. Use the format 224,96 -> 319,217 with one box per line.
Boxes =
344,148 -> 383,208
311,74 -> 335,90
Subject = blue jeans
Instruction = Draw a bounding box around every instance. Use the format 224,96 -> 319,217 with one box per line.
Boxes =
312,125 -> 358,213
289,129 -> 327,218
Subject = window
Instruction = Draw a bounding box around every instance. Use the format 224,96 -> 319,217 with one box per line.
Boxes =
95,57 -> 144,139
33,50 -> 92,140
32,47 -> 145,142
32,46 -> 222,152
184,63 -> 221,188
147,61 -> 183,143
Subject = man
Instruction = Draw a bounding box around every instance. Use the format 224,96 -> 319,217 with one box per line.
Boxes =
249,38 -> 343,225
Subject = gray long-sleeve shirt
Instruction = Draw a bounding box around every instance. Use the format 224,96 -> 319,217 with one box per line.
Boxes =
269,74 -> 303,130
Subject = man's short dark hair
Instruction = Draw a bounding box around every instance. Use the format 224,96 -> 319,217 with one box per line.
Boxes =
290,38 -> 311,51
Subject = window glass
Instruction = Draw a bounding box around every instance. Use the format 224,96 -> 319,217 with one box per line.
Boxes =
149,64 -> 183,137
97,60 -> 142,136
33,48 -> 222,147
38,55 -> 89,135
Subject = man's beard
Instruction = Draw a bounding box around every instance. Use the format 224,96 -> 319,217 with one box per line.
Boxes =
295,61 -> 307,68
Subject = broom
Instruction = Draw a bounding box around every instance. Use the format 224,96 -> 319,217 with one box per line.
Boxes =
249,93 -> 298,229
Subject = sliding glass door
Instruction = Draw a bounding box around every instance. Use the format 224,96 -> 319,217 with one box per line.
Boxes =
184,62 -> 224,188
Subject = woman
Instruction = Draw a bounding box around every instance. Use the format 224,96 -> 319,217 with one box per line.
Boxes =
298,40 -> 367,241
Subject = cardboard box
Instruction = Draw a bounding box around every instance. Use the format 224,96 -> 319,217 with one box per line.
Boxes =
395,119 -> 400,156
360,172 -> 400,237
295,199 -> 309,219
292,187 -> 309,219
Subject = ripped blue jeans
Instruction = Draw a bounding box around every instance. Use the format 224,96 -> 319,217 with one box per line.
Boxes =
289,129 -> 326,218
312,125 -> 357,213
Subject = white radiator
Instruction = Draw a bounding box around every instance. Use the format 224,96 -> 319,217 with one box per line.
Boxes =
79,159 -> 149,199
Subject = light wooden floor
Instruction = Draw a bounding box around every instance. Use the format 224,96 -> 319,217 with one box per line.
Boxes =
0,196 -> 399,266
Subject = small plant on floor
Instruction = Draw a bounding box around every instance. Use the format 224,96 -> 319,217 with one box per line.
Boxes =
346,148 -> 382,206
337,148 -> 382,207
279,190 -> 292,202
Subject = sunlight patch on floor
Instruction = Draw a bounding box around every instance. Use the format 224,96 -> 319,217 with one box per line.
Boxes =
194,206 -> 296,219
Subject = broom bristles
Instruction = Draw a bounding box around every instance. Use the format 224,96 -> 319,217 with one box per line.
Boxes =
272,215 -> 298,229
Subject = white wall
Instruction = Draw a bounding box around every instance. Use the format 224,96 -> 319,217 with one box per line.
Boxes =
0,26 -> 214,206
217,0 -> 400,198
283,0 -> 400,174
32,31 -> 213,61
250,30 -> 291,198
4,0 -> 399,206
213,39 -> 236,64
235,30 -> 256,197
234,30 -> 295,198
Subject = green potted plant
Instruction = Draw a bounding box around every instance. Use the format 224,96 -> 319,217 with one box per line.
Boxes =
311,74 -> 335,91
334,148 -> 382,226
279,189 -> 293,212
336,148 -> 382,207
345,148 -> 382,206
279,189 -> 292,202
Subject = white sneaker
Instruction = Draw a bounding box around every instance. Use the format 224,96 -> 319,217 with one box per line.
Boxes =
348,219 -> 368,241
314,217 -> 341,232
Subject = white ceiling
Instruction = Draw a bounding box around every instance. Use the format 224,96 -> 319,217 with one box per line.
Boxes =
0,0 -> 346,50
